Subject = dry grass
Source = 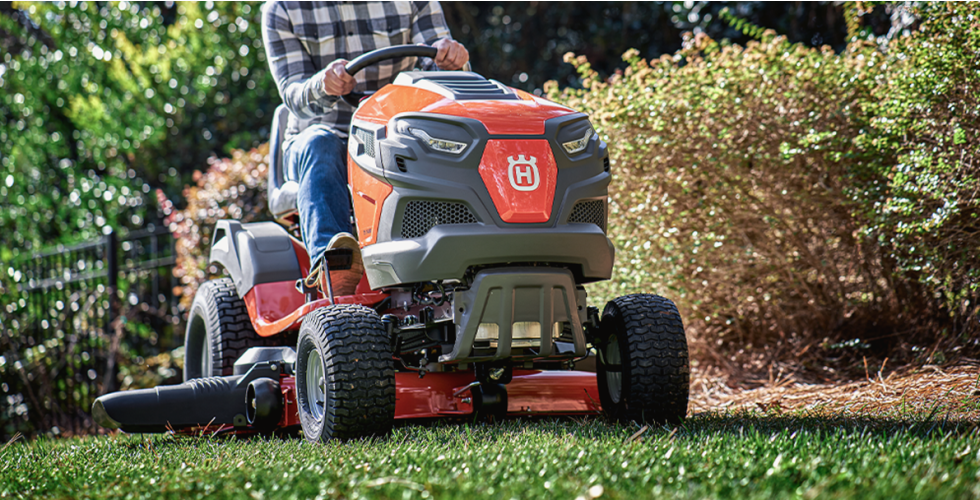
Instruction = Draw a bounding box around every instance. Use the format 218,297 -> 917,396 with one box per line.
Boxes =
690,362 -> 980,420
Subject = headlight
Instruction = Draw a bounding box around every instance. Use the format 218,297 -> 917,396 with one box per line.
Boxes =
561,126 -> 593,155
408,127 -> 468,155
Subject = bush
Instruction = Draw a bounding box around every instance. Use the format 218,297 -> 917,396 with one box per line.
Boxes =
159,144 -> 271,311
0,2 -> 280,437
858,3 -> 980,320
550,3 -> 979,369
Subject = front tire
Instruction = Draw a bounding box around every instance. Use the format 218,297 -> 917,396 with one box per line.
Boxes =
295,304 -> 395,442
596,294 -> 690,424
183,278 -> 281,380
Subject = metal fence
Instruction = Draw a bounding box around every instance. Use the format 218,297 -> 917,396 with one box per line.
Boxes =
0,226 -> 180,439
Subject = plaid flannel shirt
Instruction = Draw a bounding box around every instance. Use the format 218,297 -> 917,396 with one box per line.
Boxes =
262,1 -> 452,140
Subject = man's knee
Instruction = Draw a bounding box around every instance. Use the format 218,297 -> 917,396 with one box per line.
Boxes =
291,126 -> 345,154
286,126 -> 347,181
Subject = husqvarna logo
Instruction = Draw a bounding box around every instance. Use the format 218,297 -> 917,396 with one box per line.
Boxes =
507,155 -> 540,191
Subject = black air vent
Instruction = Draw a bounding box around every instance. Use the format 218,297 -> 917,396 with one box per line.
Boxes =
429,78 -> 509,98
397,71 -> 521,100
353,126 -> 376,158
401,201 -> 479,239
568,200 -> 606,233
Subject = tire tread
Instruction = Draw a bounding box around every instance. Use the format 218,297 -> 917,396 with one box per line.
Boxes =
298,304 -> 395,441
599,293 -> 690,424
189,277 -> 283,378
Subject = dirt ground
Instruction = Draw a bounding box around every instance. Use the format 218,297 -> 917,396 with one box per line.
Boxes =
689,362 -> 980,419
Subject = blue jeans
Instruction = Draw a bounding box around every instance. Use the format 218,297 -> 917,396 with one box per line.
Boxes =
284,125 -> 352,267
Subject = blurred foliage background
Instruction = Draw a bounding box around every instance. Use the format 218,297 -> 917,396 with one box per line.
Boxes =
0,1 -> 275,257
0,1 -> 977,438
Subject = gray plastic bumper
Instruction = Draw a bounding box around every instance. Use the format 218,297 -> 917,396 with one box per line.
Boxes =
440,267 -> 587,363
209,220 -> 302,298
362,224 -> 614,289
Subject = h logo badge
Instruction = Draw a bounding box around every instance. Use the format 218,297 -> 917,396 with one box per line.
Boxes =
507,155 -> 540,191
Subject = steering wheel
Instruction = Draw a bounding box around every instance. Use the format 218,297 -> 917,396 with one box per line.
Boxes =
341,45 -> 439,107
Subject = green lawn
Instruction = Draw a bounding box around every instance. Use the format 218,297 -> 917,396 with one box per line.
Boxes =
2,411 -> 978,500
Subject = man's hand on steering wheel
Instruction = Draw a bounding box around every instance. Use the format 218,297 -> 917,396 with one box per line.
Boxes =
322,59 -> 356,96
431,38 -> 469,70
321,39 -> 469,97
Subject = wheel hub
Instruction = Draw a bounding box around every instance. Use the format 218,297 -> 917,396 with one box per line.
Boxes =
604,334 -> 622,404
306,349 -> 326,421
202,338 -> 213,378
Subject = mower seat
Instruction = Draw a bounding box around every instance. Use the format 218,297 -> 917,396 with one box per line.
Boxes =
267,104 -> 298,221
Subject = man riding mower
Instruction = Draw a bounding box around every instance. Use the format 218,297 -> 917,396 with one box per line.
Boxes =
92,3 -> 690,443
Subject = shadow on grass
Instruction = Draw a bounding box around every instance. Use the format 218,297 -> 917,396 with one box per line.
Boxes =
678,411 -> 980,439
391,409 -> 980,442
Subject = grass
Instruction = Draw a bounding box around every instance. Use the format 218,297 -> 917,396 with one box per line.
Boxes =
2,409 -> 979,500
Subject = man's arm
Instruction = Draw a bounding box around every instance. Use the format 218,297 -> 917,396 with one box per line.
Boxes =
411,1 -> 468,71
262,2 -> 348,119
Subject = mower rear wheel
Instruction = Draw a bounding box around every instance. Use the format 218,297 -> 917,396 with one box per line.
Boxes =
596,294 -> 689,425
295,304 -> 395,442
183,277 -> 282,380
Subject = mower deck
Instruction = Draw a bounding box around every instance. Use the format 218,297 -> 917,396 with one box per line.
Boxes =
276,369 -> 599,428
94,367 -> 601,435
397,369 -> 600,418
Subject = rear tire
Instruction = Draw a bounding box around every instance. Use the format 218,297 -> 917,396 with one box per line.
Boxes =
295,304 -> 395,442
596,294 -> 689,424
183,277 -> 282,380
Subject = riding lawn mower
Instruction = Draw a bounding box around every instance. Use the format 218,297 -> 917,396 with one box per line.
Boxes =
92,45 -> 690,442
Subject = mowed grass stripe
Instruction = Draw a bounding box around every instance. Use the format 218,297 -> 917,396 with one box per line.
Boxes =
2,412 -> 979,500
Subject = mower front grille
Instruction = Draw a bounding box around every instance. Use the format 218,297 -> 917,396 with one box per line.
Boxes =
353,126 -> 376,158
568,200 -> 606,233
401,201 -> 479,239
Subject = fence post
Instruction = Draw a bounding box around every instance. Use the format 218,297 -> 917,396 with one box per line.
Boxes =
105,229 -> 118,331
102,229 -> 119,395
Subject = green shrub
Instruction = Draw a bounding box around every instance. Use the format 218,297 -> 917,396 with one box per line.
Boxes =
550,3 -> 979,363
857,3 -> 980,318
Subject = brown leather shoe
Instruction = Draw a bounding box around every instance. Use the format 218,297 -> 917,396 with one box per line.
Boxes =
306,232 -> 363,298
